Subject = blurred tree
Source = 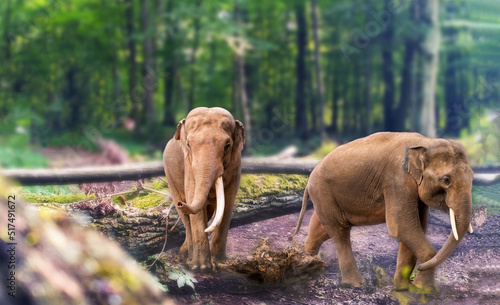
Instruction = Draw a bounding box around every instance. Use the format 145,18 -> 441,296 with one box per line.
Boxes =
163,0 -> 177,126
125,0 -> 139,129
141,0 -> 156,132
311,0 -> 325,141
295,0 -> 308,140
417,0 -> 440,138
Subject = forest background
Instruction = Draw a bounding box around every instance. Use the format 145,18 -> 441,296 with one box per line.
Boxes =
1,0 -> 499,168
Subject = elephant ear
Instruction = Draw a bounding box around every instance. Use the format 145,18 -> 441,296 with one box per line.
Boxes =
404,146 -> 428,185
174,118 -> 186,140
232,120 -> 245,159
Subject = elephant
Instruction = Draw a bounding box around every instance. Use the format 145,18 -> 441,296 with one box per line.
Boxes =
163,107 -> 245,270
293,132 -> 473,291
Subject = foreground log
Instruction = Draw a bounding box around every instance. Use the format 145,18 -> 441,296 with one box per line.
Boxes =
0,177 -> 172,305
68,193 -> 306,260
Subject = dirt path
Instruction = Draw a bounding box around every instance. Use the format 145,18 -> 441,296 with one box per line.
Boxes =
164,208 -> 500,305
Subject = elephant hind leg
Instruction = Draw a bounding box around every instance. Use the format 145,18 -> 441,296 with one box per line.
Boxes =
304,211 -> 330,255
326,224 -> 365,288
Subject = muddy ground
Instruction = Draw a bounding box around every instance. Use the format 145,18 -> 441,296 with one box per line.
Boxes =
162,207 -> 500,305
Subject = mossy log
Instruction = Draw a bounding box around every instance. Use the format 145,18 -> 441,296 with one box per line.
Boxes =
70,193 -> 306,261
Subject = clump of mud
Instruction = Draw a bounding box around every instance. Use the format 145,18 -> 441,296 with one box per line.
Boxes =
225,238 -> 326,285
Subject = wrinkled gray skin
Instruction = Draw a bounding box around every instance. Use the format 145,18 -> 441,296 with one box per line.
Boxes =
163,107 -> 245,270
294,132 -> 473,291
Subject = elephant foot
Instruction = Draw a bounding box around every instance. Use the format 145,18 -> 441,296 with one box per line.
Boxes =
393,278 -> 410,291
411,269 -> 437,293
339,276 -> 365,288
188,251 -> 213,271
211,254 -> 227,270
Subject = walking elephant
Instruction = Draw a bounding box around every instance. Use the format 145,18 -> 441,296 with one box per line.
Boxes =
294,132 -> 473,291
163,107 -> 245,270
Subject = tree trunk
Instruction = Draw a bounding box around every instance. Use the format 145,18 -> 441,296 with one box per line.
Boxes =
381,20 -> 396,132
141,0 -> 156,132
311,0 -> 325,141
396,38 -> 416,131
234,3 -> 252,149
417,0 -> 440,138
444,28 -> 459,137
187,0 -> 202,112
364,47 -> 372,135
295,1 -> 308,140
163,0 -> 177,126
354,60 -> 362,135
125,0 -> 139,128
65,67 -> 81,129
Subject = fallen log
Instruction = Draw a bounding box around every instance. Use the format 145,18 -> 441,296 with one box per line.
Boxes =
68,193 -> 306,261
3,159 -> 499,185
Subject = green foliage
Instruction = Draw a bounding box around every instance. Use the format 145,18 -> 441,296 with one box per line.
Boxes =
0,134 -> 48,168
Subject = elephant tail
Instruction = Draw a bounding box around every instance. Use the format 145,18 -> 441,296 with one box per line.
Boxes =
291,186 -> 310,238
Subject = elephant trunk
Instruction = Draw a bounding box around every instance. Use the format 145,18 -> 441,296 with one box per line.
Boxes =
177,159 -> 225,232
418,195 -> 472,271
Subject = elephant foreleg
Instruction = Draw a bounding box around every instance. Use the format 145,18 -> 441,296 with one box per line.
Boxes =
395,205 -> 437,290
394,203 -> 429,290
189,210 -> 212,270
210,183 -> 237,268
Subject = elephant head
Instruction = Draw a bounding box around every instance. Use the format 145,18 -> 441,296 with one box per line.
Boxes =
405,139 -> 473,270
174,107 -> 245,233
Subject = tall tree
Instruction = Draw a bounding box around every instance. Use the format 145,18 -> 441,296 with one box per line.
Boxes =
234,3 -> 252,148
295,0 -> 308,140
163,0 -> 177,126
381,11 -> 396,131
141,0 -> 156,132
417,0 -> 440,138
444,27 -> 460,136
395,0 -> 418,132
187,0 -> 202,112
125,0 -> 139,128
311,0 -> 325,141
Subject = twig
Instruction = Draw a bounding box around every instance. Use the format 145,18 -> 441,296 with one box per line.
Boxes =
170,217 -> 181,232
147,203 -> 176,270
108,180 -> 171,198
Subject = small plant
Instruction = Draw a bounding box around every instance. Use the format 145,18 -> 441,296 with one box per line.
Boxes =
168,269 -> 198,291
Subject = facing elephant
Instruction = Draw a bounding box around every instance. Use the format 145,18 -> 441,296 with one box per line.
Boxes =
293,132 -> 473,291
163,107 -> 245,270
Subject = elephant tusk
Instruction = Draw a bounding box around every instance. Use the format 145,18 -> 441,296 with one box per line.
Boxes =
205,176 -> 225,233
468,223 -> 473,234
450,208 -> 459,241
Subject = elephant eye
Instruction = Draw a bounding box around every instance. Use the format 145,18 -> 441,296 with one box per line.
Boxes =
224,142 -> 231,153
441,176 -> 452,185
186,141 -> 191,149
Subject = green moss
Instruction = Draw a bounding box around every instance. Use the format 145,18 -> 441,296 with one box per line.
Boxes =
236,174 -> 308,202
113,184 -> 171,210
22,193 -> 92,204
